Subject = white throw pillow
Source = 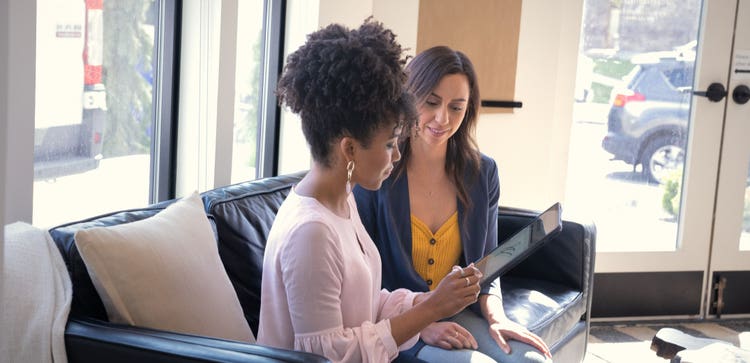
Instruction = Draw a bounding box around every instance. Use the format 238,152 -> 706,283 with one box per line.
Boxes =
75,191 -> 255,343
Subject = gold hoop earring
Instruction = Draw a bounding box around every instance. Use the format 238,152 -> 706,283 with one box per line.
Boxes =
346,160 -> 355,194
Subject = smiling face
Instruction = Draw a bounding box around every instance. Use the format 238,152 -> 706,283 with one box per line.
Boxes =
351,123 -> 403,191
414,73 -> 470,148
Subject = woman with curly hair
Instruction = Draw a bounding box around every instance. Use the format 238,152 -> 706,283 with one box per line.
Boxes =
354,46 -> 552,362
257,20 -> 482,363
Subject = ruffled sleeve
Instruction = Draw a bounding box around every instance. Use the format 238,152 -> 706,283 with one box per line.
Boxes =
376,288 -> 422,350
294,320 -> 397,363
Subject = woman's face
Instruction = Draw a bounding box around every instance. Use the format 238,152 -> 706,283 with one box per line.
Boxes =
352,124 -> 402,191
415,73 -> 470,147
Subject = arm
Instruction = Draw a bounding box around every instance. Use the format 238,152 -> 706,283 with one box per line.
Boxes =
482,158 -> 503,299
477,159 -> 551,358
280,222 -> 481,361
280,222 -> 398,362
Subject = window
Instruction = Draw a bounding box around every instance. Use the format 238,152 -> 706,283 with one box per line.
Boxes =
33,0 -> 173,227
566,0 -> 701,252
230,0 -> 265,183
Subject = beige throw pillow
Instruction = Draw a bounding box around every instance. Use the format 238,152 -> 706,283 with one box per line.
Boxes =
75,191 -> 254,343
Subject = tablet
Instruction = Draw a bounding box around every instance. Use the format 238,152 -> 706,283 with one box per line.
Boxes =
476,203 -> 563,286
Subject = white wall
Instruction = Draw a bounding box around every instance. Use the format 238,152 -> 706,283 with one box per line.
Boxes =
3,0 -> 35,224
277,0 -> 419,175
317,0 -> 584,211
1,0 -> 9,301
476,1 -> 584,210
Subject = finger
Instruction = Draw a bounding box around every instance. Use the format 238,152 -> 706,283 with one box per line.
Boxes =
491,331 -> 511,354
460,276 -> 481,297
523,333 -> 552,358
436,339 -> 453,350
451,265 -> 464,277
456,327 -> 478,349
446,333 -> 464,349
510,330 -> 551,358
465,263 -> 482,277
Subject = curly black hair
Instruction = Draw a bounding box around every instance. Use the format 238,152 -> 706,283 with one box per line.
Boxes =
276,18 -> 417,166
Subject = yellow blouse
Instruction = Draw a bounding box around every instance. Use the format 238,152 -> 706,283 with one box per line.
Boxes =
410,212 -> 462,290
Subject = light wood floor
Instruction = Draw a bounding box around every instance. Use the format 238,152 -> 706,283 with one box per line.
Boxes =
581,320 -> 750,363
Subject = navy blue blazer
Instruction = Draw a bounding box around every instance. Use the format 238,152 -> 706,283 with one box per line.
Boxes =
353,154 -> 502,299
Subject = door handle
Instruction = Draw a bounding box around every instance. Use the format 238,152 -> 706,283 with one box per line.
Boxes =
693,82 -> 727,102
732,85 -> 750,105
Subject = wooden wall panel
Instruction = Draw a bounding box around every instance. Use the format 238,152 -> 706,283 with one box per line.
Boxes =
417,0 -> 522,113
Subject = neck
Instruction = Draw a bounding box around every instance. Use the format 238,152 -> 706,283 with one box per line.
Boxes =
408,138 -> 448,178
295,163 -> 350,218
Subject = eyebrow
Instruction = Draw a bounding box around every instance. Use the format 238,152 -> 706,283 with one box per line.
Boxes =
429,92 -> 467,103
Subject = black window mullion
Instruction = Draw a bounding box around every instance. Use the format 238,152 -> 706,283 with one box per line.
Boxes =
150,0 -> 181,203
256,0 -> 286,178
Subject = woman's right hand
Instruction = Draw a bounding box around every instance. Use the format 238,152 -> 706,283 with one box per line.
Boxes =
424,264 -> 482,319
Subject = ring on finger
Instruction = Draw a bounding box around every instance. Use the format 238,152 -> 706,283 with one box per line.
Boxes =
454,331 -> 459,338
465,277 -> 470,287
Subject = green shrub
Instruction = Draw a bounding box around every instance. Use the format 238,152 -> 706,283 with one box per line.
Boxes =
661,169 -> 683,217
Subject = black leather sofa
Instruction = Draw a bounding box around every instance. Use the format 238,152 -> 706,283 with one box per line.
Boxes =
49,171 -> 595,362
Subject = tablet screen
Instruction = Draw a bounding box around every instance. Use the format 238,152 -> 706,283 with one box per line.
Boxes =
476,203 -> 562,285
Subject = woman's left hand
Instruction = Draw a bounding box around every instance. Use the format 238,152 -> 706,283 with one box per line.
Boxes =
488,318 -> 552,359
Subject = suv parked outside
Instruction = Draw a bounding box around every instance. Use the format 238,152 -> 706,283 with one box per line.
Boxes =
602,44 -> 695,184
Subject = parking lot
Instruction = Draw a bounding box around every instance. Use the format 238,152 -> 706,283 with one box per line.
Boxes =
566,102 -> 681,252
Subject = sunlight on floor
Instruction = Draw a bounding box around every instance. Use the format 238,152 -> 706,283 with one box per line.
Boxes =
584,340 -> 667,363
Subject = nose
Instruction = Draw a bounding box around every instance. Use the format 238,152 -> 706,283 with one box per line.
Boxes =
434,106 -> 449,125
392,144 -> 401,163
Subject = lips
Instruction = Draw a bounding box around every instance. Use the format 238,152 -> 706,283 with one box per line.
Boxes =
427,127 -> 449,136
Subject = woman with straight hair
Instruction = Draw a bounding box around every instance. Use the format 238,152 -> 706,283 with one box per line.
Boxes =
355,45 -> 552,363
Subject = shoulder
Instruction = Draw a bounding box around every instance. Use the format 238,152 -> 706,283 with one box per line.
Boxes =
479,153 -> 499,182
275,195 -> 339,247
479,153 -> 498,173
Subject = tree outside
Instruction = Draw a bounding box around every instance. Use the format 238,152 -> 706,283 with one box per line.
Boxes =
101,0 -> 154,158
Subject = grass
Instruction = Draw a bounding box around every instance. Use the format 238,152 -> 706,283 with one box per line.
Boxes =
590,57 -> 636,103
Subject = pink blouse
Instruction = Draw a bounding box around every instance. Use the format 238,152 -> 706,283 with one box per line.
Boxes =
257,189 -> 421,362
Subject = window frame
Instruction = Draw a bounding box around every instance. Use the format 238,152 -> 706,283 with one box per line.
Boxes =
151,0 -> 181,203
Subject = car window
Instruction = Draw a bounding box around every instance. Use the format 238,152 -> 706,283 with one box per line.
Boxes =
662,65 -> 694,89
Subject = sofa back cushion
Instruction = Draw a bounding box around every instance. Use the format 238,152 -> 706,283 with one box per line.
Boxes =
201,171 -> 305,334
73,192 -> 254,342
50,202 -> 174,320
50,171 -> 305,333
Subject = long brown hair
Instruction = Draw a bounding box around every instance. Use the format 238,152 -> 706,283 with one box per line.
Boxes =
395,46 -> 481,209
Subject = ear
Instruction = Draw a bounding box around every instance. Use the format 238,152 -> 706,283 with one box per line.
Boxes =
338,136 -> 356,162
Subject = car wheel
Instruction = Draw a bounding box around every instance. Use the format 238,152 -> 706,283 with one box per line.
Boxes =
640,136 -> 685,184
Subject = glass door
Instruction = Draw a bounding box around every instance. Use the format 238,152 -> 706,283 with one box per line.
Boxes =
705,0 -> 750,318
566,0 -> 748,319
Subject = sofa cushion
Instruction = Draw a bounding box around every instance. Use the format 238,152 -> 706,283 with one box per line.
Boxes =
51,206 -> 172,320
500,276 -> 584,346
73,192 -> 254,343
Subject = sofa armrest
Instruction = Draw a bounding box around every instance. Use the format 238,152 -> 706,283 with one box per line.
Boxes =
65,318 -> 331,363
498,206 -> 596,300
